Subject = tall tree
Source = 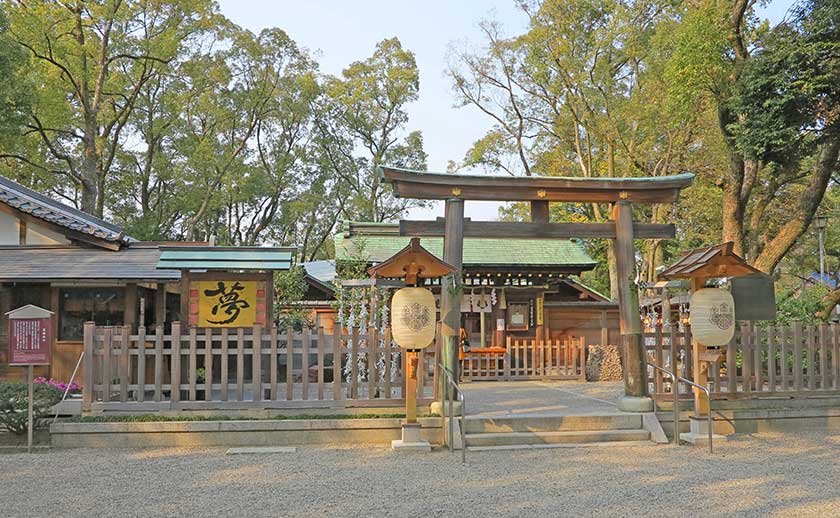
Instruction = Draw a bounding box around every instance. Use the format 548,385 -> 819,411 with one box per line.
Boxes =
670,0 -> 840,272
3,0 -> 217,216
448,0 -> 704,297
324,38 -> 428,222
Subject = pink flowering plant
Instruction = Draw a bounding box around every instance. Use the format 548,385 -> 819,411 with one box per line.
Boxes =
34,377 -> 80,394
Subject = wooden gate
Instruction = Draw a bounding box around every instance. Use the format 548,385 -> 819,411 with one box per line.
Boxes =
460,336 -> 586,381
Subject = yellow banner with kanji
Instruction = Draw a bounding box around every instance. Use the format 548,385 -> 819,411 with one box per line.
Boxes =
197,280 -> 257,327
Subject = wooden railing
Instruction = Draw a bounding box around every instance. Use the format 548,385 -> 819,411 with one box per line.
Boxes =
460,337 -> 586,381
82,322 -> 437,412
645,321 -> 840,400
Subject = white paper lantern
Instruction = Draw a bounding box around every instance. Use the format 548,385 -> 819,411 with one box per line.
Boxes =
689,288 -> 736,346
391,287 -> 436,349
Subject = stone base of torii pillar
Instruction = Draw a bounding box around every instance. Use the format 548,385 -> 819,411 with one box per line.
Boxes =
391,423 -> 431,452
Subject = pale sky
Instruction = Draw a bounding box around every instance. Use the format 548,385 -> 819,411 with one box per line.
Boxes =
217,0 -> 797,222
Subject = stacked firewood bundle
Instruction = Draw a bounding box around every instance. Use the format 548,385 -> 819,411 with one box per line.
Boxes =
585,344 -> 623,382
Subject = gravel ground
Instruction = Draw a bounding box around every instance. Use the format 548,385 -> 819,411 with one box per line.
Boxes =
2,431 -> 839,518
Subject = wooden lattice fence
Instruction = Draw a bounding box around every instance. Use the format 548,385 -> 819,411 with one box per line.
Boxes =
645,321 -> 840,400
83,322 -> 437,413
460,337 -> 586,381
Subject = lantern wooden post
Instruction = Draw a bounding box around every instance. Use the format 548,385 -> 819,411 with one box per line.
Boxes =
405,352 -> 419,423
367,238 -> 456,451
658,242 -> 761,446
691,277 -> 710,416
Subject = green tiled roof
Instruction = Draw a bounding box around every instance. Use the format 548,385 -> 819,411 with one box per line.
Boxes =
157,246 -> 295,271
334,223 -> 596,269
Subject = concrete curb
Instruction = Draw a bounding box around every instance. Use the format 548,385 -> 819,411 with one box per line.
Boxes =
50,417 -> 443,448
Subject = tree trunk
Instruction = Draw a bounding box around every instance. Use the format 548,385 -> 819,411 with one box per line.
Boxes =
80,121 -> 99,216
721,154 -> 746,256
753,138 -> 840,273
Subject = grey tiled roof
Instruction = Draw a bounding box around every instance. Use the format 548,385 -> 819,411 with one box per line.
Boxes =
0,245 -> 180,281
0,175 -> 130,244
303,260 -> 337,284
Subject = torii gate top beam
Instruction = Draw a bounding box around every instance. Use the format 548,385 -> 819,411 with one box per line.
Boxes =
380,166 -> 695,204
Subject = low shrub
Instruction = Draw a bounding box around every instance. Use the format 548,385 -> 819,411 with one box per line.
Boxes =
0,381 -> 64,435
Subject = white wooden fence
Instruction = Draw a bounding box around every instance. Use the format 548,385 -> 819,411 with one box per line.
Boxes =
645,321 -> 840,400
460,336 -> 586,381
82,322 -> 437,412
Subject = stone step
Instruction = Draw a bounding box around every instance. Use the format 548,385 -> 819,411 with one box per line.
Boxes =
467,440 -> 656,452
464,413 -> 643,434
465,428 -> 651,447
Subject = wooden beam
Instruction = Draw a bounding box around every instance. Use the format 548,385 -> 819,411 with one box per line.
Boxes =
381,166 -> 694,204
399,220 -> 676,239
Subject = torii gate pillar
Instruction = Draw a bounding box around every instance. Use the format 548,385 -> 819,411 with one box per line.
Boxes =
613,201 -> 654,412
440,198 -> 464,382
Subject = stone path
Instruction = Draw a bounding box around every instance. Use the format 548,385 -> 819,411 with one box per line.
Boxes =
461,380 -> 624,416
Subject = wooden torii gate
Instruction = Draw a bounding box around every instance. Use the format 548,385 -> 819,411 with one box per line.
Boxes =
380,166 -> 695,411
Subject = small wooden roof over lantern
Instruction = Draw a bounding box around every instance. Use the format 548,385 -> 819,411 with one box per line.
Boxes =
658,242 -> 761,282
367,237 -> 456,285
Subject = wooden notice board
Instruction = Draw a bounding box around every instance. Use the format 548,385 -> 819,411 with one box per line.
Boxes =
7,305 -> 53,365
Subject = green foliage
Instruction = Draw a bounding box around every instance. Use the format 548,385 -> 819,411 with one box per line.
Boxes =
274,265 -> 313,331
276,266 -> 308,303
0,3 -> 426,258
0,381 -> 63,435
774,284 -> 830,325
727,0 -> 840,163
0,9 -> 30,147
323,37 -> 429,222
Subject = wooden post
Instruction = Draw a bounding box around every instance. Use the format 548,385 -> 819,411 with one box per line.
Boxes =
406,350 -> 418,423
479,311 -> 486,348
613,201 -> 649,403
124,283 -> 138,331
690,277 -> 709,416
178,272 -> 191,324
530,200 -> 549,223
600,310 -> 609,347
265,271 -> 275,325
170,322 -> 181,403
252,324 -> 262,401
440,198 -> 464,386
82,322 -> 96,412
27,364 -> 33,453
155,283 -> 166,328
